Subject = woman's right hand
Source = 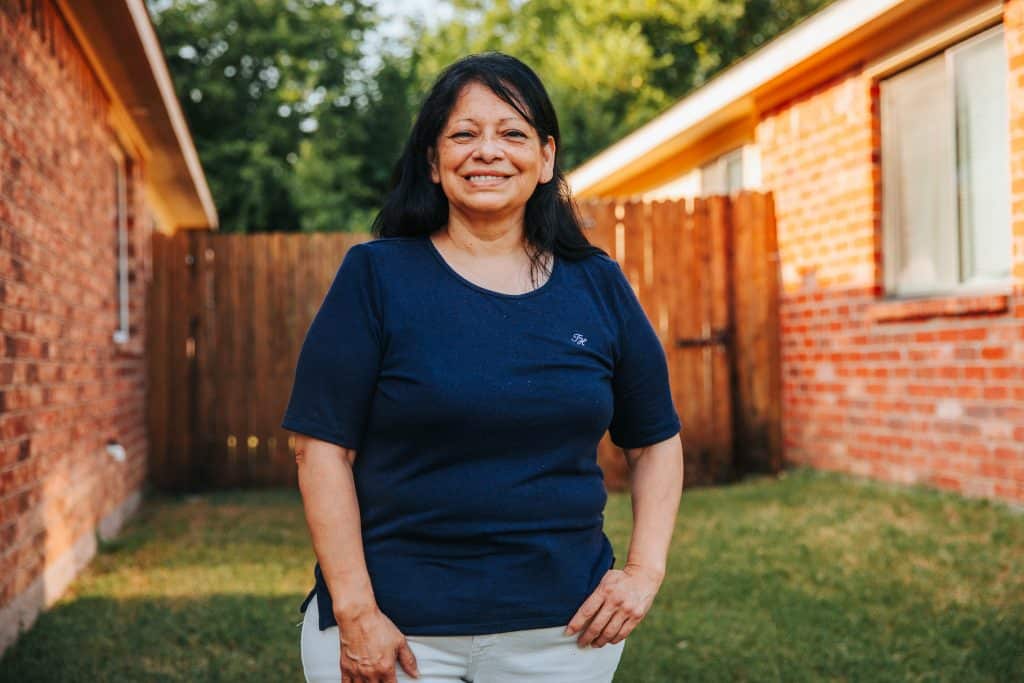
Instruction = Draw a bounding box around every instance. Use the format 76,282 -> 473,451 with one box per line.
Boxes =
335,606 -> 420,682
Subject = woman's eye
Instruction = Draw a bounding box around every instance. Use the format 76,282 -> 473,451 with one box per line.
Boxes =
505,130 -> 527,138
451,131 -> 474,139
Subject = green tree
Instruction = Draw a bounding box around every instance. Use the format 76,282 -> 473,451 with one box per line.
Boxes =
148,0 -> 389,233
291,53 -> 421,232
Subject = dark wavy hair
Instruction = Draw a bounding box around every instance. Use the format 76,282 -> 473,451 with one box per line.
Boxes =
370,52 -> 605,285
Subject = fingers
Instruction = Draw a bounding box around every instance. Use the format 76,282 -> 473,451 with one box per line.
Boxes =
346,666 -> 398,683
345,671 -> 392,683
611,615 -> 640,644
340,656 -> 354,683
576,602 -> 617,647
396,641 -> 420,679
564,588 -> 605,637
342,656 -> 399,683
336,613 -> 415,683
591,612 -> 629,647
566,570 -> 653,648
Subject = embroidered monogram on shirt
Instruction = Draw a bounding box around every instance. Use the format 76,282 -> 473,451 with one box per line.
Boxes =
570,332 -> 588,346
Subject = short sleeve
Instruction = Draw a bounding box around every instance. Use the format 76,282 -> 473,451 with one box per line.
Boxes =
607,265 -> 682,449
281,244 -> 383,451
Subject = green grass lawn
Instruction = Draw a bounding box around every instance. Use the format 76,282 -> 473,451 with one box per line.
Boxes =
1,468 -> 1022,682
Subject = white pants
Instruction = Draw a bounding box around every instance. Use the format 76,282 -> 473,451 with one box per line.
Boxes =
300,594 -> 626,682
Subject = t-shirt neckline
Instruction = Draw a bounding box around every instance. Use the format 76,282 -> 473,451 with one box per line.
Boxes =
424,233 -> 559,300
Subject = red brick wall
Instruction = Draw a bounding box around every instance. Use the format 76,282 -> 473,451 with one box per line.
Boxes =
0,0 -> 152,652
758,2 -> 1024,504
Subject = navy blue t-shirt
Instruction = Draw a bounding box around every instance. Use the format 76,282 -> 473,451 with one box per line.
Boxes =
282,235 -> 681,636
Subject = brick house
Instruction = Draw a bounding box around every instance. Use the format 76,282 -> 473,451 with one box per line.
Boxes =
0,0 -> 216,653
569,0 -> 1024,504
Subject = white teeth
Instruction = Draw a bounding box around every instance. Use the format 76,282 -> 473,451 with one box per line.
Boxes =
467,175 -> 505,181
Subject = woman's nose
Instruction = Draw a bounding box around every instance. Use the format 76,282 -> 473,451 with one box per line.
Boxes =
473,134 -> 504,161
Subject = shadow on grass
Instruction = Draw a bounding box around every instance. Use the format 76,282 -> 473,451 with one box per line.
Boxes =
0,594 -> 307,683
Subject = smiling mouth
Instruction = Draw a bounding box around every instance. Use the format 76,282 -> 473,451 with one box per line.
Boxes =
464,174 -> 509,184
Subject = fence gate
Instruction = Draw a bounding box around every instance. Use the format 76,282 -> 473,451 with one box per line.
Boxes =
577,193 -> 781,489
147,232 -> 370,490
147,193 -> 780,491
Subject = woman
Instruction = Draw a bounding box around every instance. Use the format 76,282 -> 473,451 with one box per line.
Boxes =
283,52 -> 684,683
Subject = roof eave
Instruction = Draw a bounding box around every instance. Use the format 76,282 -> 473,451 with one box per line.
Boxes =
567,0 -> 941,197
58,0 -> 218,230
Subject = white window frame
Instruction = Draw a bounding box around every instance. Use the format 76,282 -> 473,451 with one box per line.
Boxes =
110,147 -> 130,344
876,18 -> 1010,299
700,147 -> 745,198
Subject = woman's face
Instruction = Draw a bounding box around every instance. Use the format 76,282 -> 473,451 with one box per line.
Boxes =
429,81 -> 555,222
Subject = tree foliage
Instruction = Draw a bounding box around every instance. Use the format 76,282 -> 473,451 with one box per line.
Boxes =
148,0 -> 404,233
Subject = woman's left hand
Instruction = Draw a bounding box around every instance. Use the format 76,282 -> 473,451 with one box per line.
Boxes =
564,563 -> 664,648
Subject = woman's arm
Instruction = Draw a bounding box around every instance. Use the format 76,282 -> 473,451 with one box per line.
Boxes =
622,433 -> 685,582
295,435 -> 375,617
565,434 -> 684,648
294,435 -> 419,681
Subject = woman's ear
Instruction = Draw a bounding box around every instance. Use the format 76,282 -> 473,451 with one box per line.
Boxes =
428,147 -> 440,184
539,135 -> 556,184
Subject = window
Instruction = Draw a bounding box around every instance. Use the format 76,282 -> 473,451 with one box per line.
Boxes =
700,148 -> 744,197
112,152 -> 130,344
880,24 -> 1010,297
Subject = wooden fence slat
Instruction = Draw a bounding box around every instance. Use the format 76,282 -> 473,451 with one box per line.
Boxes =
250,234 -> 270,483
579,199 -> 615,259
186,230 -> 207,487
266,233 -> 286,482
707,196 -> 734,484
732,192 -> 752,474
230,234 -> 243,484
622,200 -> 644,308
651,202 -> 678,401
211,234 -> 231,486
764,194 -> 783,473
684,197 -> 706,485
169,231 -> 192,491
731,192 -> 784,474
194,231 -> 213,486
650,201 -> 673,347
146,233 -> 169,488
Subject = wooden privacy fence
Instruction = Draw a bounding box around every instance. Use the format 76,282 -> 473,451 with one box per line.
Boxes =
147,192 -> 781,491
147,232 -> 370,491
577,192 -> 781,489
